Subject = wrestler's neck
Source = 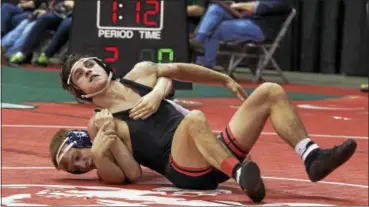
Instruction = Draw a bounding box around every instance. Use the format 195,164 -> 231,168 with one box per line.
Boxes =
92,80 -> 129,110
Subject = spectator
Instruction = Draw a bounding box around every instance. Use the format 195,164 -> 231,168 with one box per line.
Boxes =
34,16 -> 72,66
8,0 -> 74,65
191,0 -> 292,69
1,0 -> 46,36
1,2 -> 48,61
187,0 -> 208,35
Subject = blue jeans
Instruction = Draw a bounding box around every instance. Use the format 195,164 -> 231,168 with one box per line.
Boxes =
195,4 -> 265,68
2,19 -> 36,57
1,3 -> 32,35
43,17 -> 72,57
21,12 -> 64,56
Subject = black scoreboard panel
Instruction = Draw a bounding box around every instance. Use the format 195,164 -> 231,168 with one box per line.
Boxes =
69,0 -> 192,90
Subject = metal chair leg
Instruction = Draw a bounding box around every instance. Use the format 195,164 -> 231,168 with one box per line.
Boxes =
270,57 -> 289,83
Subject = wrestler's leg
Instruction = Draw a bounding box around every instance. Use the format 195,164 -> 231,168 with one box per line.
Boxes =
228,82 -> 307,149
171,110 -> 237,173
225,82 -> 356,181
171,110 -> 265,202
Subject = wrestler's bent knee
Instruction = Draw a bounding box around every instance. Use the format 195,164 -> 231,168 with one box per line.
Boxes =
258,82 -> 286,101
185,110 -> 207,128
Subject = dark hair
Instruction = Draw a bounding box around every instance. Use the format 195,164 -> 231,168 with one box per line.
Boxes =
59,54 -> 117,103
60,53 -> 91,91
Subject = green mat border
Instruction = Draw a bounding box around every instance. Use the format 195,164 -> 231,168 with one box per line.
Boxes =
1,66 -> 339,104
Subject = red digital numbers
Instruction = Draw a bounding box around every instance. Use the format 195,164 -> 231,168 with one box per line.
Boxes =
112,0 -> 117,24
104,47 -> 119,73
135,0 -> 141,24
136,0 -> 160,26
144,0 -> 159,26
104,47 -> 119,62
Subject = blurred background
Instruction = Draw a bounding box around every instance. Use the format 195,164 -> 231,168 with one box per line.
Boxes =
1,0 -> 368,80
1,1 -> 368,205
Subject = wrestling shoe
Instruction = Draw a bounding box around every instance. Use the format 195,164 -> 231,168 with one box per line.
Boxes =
360,83 -> 368,92
35,53 -> 49,66
305,139 -> 357,182
189,39 -> 205,54
238,161 -> 265,203
9,52 -> 25,64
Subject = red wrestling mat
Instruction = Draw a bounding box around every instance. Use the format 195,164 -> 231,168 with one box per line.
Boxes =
2,95 -> 368,206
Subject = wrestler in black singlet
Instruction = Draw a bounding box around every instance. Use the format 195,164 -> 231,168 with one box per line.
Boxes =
113,79 -> 229,190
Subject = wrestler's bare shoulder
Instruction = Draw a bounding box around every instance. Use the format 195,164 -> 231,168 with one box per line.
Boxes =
124,61 -> 158,88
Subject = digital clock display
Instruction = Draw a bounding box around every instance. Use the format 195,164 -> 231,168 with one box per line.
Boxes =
69,0 -> 191,90
97,0 -> 163,30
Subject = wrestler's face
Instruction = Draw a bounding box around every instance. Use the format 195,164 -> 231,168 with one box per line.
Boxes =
69,58 -> 109,95
59,147 -> 95,174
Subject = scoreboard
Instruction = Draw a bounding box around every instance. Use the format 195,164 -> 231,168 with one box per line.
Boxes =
69,0 -> 192,89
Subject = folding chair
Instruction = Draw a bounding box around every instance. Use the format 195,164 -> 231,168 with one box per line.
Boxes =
218,8 -> 297,83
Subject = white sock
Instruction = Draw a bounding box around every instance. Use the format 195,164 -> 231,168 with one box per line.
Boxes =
295,138 -> 319,161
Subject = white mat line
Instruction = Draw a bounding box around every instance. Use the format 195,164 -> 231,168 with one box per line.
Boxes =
214,130 -> 368,140
2,167 -> 54,170
3,124 -> 367,140
2,167 -> 367,189
2,124 -> 87,129
262,176 -> 368,189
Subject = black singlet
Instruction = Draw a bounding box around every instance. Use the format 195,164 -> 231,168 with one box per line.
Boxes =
112,79 -> 185,175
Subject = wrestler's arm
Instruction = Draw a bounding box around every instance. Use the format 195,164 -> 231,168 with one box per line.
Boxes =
109,133 -> 142,183
133,61 -> 247,100
125,65 -> 175,119
126,62 -> 174,94
134,61 -> 231,86
93,150 -> 127,184
152,77 -> 173,100
128,77 -> 173,120
88,118 -> 142,183
88,119 -> 128,184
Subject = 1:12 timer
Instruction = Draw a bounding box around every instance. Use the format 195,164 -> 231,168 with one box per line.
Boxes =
97,0 -> 164,30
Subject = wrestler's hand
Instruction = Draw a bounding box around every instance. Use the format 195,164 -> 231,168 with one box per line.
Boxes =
223,77 -> 248,101
91,121 -> 117,157
94,109 -> 115,131
129,91 -> 162,120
